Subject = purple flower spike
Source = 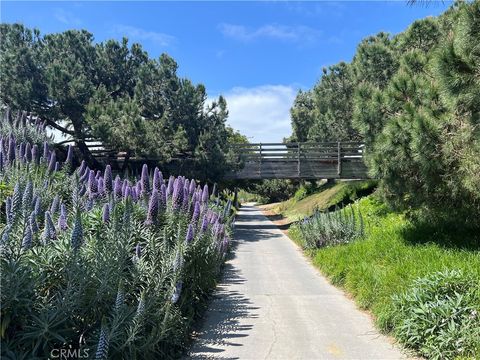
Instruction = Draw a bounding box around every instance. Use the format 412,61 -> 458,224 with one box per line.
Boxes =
153,167 -> 163,190
185,224 -> 195,244
7,137 -> 16,162
201,184 -> 209,203
113,176 -> 122,199
58,204 -> 68,231
182,186 -> 189,209
0,151 -> 3,171
210,212 -> 219,224
189,179 -> 196,196
172,179 -> 182,210
71,209 -> 84,251
30,211 -> 39,233
66,145 -> 73,165
166,176 -> 174,198
42,211 -> 56,244
192,201 -> 201,224
102,203 -> 110,223
97,177 -> 105,195
200,215 -> 209,233
104,165 -> 113,193
54,161 -> 61,172
131,187 -> 138,202
146,189 -> 159,225
50,195 -> 60,215
31,144 -> 39,164
22,225 -> 33,250
160,183 -> 167,208
173,251 -> 183,272
25,143 -> 32,162
135,243 -> 142,259
78,160 -> 86,176
19,143 -> 25,160
122,179 -> 128,196
42,142 -> 49,162
34,196 -> 42,216
171,281 -> 183,304
47,151 -> 56,173
141,164 -> 150,195
124,186 -> 132,201
87,170 -> 97,196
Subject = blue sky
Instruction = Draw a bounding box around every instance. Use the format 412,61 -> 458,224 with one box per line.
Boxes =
1,1 -> 450,142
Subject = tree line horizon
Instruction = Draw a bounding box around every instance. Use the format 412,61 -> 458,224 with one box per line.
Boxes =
1,0 -> 479,222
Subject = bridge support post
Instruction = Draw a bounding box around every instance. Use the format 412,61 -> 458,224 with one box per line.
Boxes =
233,187 -> 239,209
258,143 -> 262,179
337,141 -> 342,176
297,143 -> 301,177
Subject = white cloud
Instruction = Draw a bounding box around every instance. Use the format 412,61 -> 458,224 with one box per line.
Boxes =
54,8 -> 82,25
113,25 -> 175,46
218,85 -> 298,143
219,23 -> 321,44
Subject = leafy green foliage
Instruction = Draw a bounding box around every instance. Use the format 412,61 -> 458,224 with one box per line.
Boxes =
0,24 -> 238,180
291,1 -> 480,223
0,117 -> 234,359
392,270 -> 480,359
247,179 -> 298,203
291,63 -> 360,142
289,195 -> 480,359
268,180 -> 377,222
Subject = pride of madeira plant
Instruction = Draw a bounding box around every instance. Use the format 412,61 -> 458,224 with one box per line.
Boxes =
297,205 -> 364,249
0,110 -> 234,359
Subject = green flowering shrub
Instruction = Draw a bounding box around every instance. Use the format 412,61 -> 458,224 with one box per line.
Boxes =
296,204 -> 365,250
392,270 -> 480,359
1,111 -> 234,359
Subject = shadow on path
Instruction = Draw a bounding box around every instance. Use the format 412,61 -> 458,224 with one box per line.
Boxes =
188,261 -> 259,359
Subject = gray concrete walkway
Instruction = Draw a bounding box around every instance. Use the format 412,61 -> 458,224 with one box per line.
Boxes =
188,204 -> 406,359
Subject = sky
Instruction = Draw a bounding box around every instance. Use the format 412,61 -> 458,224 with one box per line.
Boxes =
1,1 -> 450,142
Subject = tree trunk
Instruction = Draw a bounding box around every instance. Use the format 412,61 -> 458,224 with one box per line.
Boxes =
76,139 -> 101,169
121,150 -> 131,173
71,117 -> 102,169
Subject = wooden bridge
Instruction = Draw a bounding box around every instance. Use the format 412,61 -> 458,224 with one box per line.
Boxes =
224,142 -> 369,180
77,140 -> 368,180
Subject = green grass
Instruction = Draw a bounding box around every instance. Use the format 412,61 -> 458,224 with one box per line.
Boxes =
290,196 -> 480,331
288,196 -> 480,359
269,180 -> 377,222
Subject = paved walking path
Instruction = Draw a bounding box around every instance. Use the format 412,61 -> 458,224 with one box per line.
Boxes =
188,204 -> 406,359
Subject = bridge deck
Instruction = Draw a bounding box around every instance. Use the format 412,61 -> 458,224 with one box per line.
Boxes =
81,141 -> 369,180
225,142 -> 369,180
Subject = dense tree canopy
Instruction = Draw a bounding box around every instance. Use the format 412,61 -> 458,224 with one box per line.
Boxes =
290,0 -> 480,220
0,24 -> 239,180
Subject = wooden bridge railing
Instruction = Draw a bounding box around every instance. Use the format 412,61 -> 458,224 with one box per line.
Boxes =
68,140 -> 368,180
226,142 -> 368,180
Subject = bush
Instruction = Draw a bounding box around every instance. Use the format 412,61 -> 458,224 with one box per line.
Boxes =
296,204 -> 365,249
392,270 -> 480,359
247,179 -> 298,203
293,181 -> 319,202
0,112 -> 233,359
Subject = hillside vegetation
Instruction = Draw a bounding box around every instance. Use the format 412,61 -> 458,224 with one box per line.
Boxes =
288,195 -> 480,359
290,0 -> 480,223
264,180 -> 376,222
279,5 -> 480,356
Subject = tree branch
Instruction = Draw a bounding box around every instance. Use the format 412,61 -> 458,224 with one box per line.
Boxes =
44,118 -> 75,136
